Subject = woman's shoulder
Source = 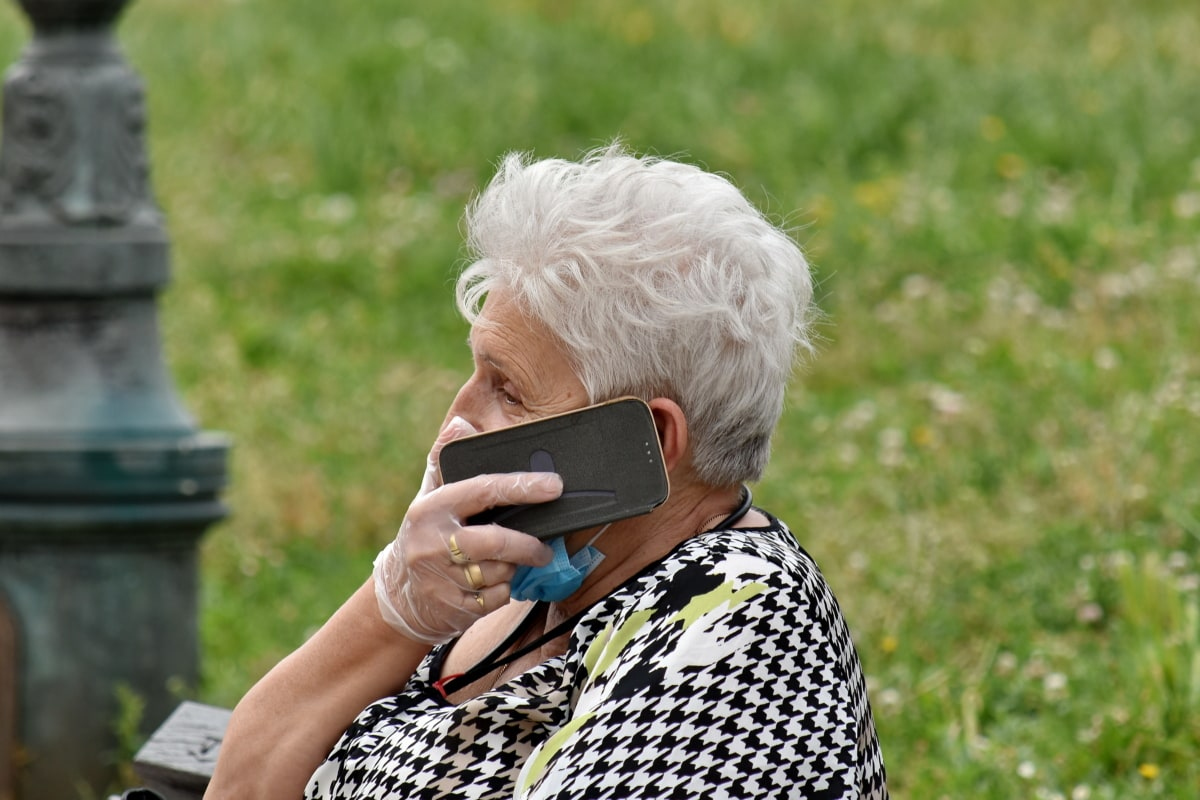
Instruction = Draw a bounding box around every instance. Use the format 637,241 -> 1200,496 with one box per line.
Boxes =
666,510 -> 829,592
561,509 -> 867,709
579,510 -> 842,638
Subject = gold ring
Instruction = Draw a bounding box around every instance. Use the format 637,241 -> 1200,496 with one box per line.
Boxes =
448,533 -> 469,564
474,592 -> 486,610
464,563 -> 485,591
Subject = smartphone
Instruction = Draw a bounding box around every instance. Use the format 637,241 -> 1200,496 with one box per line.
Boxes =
437,397 -> 670,539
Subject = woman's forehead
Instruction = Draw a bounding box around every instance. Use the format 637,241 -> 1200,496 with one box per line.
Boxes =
473,293 -> 552,345
469,294 -> 529,350
471,295 -> 579,384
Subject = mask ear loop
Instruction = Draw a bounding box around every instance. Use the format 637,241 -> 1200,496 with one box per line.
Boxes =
584,523 -> 612,550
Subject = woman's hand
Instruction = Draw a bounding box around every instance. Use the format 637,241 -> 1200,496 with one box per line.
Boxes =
372,417 -> 560,643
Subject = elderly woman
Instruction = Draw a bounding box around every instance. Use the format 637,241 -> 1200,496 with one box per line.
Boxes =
207,146 -> 887,799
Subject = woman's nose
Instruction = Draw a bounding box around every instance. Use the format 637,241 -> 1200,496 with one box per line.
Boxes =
446,378 -> 485,431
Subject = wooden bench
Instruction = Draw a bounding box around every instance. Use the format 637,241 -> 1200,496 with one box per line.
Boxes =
130,701 -> 231,800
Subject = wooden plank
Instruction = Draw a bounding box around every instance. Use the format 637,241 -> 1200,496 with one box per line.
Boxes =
132,701 -> 231,800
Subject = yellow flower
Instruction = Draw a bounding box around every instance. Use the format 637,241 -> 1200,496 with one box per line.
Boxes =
852,176 -> 900,215
807,194 -> 834,225
980,115 -> 1006,141
912,425 -> 936,449
620,9 -> 655,45
881,635 -> 899,654
996,153 -> 1026,180
1137,763 -> 1160,780
718,8 -> 757,44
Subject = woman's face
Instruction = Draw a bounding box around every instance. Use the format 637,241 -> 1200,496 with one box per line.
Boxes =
446,293 -> 589,434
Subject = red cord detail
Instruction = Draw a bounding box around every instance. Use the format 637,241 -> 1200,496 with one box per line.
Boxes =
432,673 -> 465,700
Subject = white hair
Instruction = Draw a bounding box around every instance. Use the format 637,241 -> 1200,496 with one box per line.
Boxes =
456,144 -> 816,487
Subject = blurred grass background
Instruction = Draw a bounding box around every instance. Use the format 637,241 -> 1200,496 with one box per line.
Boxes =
3,0 -> 1198,796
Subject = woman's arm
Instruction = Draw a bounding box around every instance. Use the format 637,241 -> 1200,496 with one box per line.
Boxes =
204,580 -> 425,800
205,471 -> 561,799
205,413 -> 560,799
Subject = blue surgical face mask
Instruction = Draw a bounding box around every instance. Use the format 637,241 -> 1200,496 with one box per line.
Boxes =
510,526 -> 609,603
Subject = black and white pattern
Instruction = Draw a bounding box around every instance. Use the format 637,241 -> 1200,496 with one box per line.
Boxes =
306,514 -> 888,799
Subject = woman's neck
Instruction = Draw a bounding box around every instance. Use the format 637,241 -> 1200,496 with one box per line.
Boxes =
550,478 -> 748,621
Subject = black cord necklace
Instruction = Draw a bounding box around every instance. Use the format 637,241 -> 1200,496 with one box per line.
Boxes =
432,485 -> 753,701
701,484 -> 753,533
432,601 -> 581,700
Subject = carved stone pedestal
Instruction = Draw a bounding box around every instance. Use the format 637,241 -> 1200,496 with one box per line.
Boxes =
0,3 -> 230,798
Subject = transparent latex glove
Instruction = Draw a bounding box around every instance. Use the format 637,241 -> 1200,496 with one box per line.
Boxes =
372,416 -> 559,644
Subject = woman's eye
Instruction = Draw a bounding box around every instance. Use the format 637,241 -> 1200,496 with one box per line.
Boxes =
499,385 -> 521,406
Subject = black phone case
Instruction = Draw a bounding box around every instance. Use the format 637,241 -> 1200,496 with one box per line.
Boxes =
437,397 -> 670,539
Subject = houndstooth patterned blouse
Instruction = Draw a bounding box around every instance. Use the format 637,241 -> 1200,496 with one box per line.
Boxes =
305,514 -> 888,799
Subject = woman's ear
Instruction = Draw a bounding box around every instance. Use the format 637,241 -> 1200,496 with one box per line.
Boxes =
647,398 -> 689,473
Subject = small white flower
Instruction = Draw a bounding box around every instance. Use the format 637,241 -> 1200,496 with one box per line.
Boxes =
841,401 -> 877,431
995,651 -> 1019,675
391,18 -> 429,48
901,274 -> 936,300
877,428 -> 906,468
1092,347 -> 1119,371
996,188 -> 1022,218
1044,672 -> 1069,697
1038,183 -> 1076,223
1165,246 -> 1198,279
878,427 -> 905,449
1167,551 -> 1190,571
1172,191 -> 1200,219
316,194 -> 357,225
316,236 -> 342,262
927,384 -> 966,416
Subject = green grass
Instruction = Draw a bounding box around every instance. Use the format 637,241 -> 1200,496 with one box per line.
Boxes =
3,0 -> 1198,796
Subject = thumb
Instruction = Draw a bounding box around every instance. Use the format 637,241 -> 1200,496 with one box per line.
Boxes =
421,416 -> 479,494
433,415 -> 478,454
